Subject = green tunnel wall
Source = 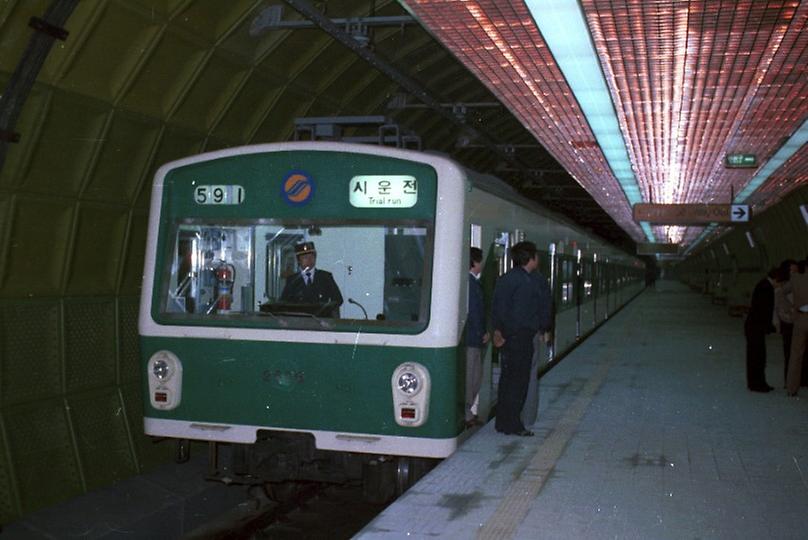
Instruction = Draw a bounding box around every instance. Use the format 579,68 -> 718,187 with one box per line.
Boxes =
0,0 -> 454,522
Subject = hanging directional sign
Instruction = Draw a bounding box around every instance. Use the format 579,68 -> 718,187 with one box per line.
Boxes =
730,204 -> 750,222
633,203 -> 753,224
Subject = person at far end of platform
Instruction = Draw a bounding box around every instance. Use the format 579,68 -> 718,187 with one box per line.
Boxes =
785,258 -> 808,396
465,247 -> 490,428
775,260 -> 797,387
744,267 -> 777,393
491,241 -> 552,437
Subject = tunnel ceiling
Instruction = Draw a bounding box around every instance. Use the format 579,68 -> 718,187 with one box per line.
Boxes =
0,0 -> 642,258
403,0 -> 808,251
2,1 -> 806,260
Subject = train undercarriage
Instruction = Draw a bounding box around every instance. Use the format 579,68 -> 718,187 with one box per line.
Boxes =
182,432 -> 437,504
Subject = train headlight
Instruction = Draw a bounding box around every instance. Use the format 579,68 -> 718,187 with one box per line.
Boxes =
397,371 -> 420,395
152,358 -> 172,381
391,362 -> 431,427
147,351 -> 183,410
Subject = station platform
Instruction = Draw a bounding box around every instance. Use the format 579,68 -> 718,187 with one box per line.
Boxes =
356,280 -> 808,539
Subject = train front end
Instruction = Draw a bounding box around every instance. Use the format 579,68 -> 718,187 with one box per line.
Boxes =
138,143 -> 467,490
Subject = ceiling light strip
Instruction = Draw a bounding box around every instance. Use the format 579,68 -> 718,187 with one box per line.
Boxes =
404,1 -> 645,241
735,116 -> 808,203
524,0 -> 652,242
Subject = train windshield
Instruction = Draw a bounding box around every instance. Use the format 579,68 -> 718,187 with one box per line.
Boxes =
160,220 -> 432,331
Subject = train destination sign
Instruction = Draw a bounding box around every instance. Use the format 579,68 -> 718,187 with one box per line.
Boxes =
349,175 -> 417,208
633,203 -> 751,224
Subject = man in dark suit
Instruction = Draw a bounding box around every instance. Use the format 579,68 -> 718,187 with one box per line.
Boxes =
280,241 -> 343,317
491,241 -> 552,436
744,268 -> 777,392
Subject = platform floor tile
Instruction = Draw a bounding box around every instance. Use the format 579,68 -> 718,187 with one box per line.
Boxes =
356,281 -> 808,539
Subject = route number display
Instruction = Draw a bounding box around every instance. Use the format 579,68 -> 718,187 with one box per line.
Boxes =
194,185 -> 245,205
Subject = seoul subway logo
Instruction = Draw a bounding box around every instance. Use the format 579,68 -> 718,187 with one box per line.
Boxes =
281,170 -> 315,206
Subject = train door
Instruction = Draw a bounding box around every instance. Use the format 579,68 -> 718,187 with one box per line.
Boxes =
494,230 -> 510,275
547,242 -> 557,361
592,253 -> 599,324
468,223 -> 490,422
575,249 -> 582,339
604,261 -> 612,318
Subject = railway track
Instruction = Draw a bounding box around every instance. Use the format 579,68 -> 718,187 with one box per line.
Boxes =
183,481 -> 388,539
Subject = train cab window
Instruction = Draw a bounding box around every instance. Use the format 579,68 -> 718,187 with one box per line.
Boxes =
160,220 -> 432,331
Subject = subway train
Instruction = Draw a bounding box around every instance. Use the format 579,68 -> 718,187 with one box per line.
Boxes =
138,141 -> 645,500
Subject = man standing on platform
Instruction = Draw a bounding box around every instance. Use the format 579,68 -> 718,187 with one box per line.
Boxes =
465,247 -> 489,427
786,261 -> 808,396
492,241 -> 552,436
744,268 -> 777,392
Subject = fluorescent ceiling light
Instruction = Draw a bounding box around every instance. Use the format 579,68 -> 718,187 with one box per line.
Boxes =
735,116 -> 808,203
525,0 -> 653,242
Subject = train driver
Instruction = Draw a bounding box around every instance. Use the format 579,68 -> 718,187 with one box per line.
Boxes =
280,241 -> 344,317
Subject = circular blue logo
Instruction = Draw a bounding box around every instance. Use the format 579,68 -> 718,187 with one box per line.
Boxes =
281,170 -> 315,206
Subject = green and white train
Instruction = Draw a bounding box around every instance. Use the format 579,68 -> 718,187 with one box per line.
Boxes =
139,142 -> 644,497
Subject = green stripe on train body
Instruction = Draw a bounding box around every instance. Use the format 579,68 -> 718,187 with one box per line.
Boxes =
141,336 -> 464,439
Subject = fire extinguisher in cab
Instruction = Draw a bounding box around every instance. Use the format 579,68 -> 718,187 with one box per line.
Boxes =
214,262 -> 236,312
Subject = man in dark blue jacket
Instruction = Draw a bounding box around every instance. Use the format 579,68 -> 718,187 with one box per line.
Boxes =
465,247 -> 489,427
744,268 -> 777,392
492,241 -> 552,436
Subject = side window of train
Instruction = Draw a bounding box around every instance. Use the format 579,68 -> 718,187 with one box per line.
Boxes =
583,260 -> 593,297
470,224 -> 482,249
494,231 -> 510,276
561,257 -> 574,305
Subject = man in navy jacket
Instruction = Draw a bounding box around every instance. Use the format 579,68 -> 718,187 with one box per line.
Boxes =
492,241 -> 552,436
465,247 -> 489,426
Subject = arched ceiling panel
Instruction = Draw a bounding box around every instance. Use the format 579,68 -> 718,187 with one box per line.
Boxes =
118,30 -> 208,118
85,112 -> 161,205
127,0 -> 190,19
64,204 -> 128,295
252,89 -> 314,141
341,73 -> 397,112
319,59 -> 383,106
169,0 -> 258,42
211,74 -> 285,143
55,2 -> 163,102
145,125 -> 204,187
255,29 -> 333,78
0,0 -> 53,73
120,212 -> 149,295
1,0 -> 639,265
171,52 -> 250,132
2,197 -> 74,296
22,91 -> 108,197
